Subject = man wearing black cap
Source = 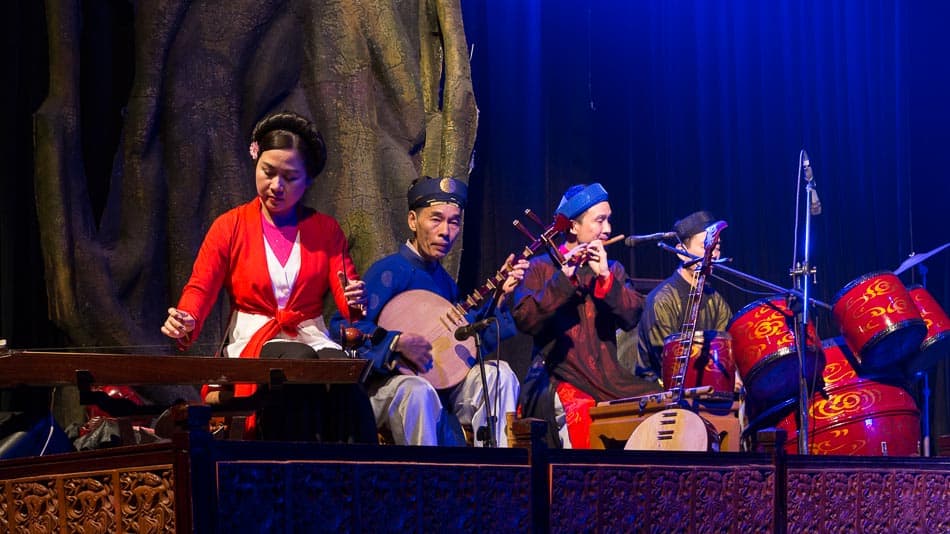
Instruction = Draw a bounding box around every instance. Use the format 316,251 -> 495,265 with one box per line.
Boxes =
513,183 -> 661,448
635,210 -> 733,383
331,176 -> 528,446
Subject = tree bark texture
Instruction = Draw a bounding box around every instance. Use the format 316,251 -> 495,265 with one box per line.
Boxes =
33,0 -> 477,353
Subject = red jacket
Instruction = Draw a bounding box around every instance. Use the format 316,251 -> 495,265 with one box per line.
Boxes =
177,197 -> 357,359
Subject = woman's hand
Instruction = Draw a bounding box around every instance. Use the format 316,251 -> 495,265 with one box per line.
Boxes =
161,307 -> 195,339
338,271 -> 367,315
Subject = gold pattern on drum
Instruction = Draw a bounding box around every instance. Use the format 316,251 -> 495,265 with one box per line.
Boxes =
744,308 -> 795,358
812,387 -> 882,418
820,358 -> 858,386
844,278 -> 913,327
912,289 -> 946,334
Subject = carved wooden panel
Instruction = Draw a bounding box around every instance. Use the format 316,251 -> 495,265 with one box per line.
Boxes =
550,463 -> 774,533
1,465 -> 175,532
119,470 -> 176,532
63,474 -> 115,531
10,478 -> 59,532
787,467 -> 950,532
216,460 -> 532,532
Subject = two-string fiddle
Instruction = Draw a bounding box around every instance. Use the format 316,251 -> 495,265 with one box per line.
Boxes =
338,253 -> 368,351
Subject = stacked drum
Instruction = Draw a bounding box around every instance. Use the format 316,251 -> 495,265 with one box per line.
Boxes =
727,296 -> 824,418
831,271 -> 927,372
741,271 -> 950,456
746,338 -> 921,455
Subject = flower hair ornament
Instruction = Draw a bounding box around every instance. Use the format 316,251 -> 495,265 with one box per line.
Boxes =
248,141 -> 260,160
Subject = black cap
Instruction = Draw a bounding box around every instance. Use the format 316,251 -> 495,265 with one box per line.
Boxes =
407,177 -> 468,210
673,211 -> 716,241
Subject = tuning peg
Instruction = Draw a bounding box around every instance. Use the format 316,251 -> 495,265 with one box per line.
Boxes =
512,219 -> 537,241
523,209 -> 546,228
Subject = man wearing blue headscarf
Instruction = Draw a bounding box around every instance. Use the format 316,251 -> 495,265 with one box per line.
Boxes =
513,183 -> 661,448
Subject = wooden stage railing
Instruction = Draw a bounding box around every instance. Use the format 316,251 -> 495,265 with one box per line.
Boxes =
2,351 -> 950,531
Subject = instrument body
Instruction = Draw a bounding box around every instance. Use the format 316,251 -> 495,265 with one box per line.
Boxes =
627,221 -> 727,451
728,297 -> 824,409
378,213 -> 570,389
589,388 -> 741,450
831,271 -> 926,371
623,408 -> 719,451
377,290 -> 476,389
660,330 -> 735,396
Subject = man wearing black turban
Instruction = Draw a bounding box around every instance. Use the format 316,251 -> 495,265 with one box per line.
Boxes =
635,211 -> 734,384
331,176 -> 529,446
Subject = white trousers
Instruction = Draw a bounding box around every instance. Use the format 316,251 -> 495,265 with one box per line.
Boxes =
370,361 -> 520,447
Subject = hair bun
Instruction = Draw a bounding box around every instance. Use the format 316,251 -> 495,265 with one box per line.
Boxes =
251,111 -> 327,176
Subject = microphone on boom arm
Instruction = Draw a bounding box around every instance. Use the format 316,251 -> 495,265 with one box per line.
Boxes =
624,231 -> 677,246
454,317 -> 497,341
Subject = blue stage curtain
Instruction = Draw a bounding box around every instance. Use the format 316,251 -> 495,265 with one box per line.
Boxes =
462,0 -> 950,440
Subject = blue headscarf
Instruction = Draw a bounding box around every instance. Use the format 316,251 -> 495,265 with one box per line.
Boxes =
556,183 -> 608,219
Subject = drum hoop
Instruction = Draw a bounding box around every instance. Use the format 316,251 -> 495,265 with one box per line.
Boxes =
853,319 -> 926,357
742,346 -> 807,383
831,270 -> 897,307
920,330 -> 950,352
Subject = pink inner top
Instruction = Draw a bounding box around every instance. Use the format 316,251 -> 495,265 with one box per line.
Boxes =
261,212 -> 297,266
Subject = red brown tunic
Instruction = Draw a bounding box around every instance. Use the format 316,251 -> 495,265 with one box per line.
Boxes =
513,255 -> 661,446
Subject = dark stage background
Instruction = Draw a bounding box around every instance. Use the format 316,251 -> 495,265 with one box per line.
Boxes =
3,1 -> 950,437
458,0 -> 950,437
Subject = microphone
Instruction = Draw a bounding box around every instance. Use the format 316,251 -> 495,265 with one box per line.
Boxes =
454,317 -> 496,341
624,232 -> 677,246
802,150 -> 821,215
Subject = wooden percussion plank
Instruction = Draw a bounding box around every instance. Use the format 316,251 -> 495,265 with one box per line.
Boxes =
0,351 -> 370,387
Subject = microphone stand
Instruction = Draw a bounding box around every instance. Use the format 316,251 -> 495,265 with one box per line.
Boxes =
916,263 -> 932,457
788,152 -> 819,455
472,326 -> 498,448
471,288 -> 504,448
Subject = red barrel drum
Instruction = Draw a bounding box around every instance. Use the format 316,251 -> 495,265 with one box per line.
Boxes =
903,285 -> 950,375
746,337 -> 920,456
662,330 -> 735,396
727,297 -> 824,407
831,271 -> 927,371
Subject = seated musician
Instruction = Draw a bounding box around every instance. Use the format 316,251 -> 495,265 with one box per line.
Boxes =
513,183 -> 661,448
635,211 -> 733,384
330,177 -> 528,446
160,110 -> 375,443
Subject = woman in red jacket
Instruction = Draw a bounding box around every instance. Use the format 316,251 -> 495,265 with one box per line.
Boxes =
161,110 -> 372,442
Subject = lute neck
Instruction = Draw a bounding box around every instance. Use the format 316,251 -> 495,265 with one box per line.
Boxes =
670,267 -> 709,405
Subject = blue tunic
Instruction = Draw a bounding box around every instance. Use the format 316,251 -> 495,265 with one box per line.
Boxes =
330,244 -> 517,375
